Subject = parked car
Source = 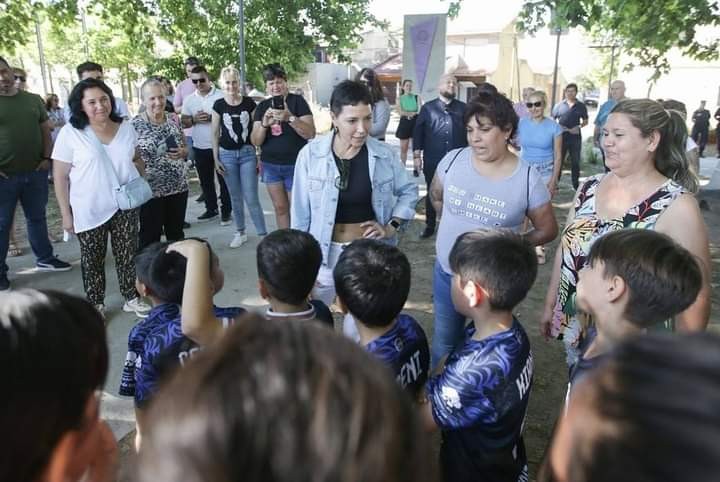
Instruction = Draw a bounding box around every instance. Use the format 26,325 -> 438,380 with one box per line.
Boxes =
581,90 -> 600,107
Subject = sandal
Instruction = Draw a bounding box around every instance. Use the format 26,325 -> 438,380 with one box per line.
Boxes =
8,243 -> 22,257
536,246 -> 547,265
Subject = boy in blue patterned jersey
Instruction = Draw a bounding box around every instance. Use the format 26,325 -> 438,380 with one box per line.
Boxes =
333,239 -> 430,398
421,230 -> 536,482
119,240 -> 245,450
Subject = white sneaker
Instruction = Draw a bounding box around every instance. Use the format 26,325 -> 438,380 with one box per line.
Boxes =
123,297 -> 152,317
229,232 -> 248,248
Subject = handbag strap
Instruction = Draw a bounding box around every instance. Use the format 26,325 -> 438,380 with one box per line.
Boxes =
85,126 -> 121,190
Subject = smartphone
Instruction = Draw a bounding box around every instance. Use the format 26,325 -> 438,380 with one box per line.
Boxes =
165,135 -> 178,150
272,95 -> 284,110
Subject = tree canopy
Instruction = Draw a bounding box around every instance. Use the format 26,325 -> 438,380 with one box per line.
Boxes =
447,0 -> 720,81
518,0 -> 720,81
1,0 -> 382,85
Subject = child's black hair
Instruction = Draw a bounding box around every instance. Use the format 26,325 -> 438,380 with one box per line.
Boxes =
449,230 -> 537,311
0,290 -> 108,482
540,332 -> 720,482
256,229 -> 322,306
333,239 -> 411,327
135,238 -> 217,304
587,229 -> 702,327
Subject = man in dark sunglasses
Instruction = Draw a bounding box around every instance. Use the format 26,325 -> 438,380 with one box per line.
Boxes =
181,66 -> 232,223
12,68 -> 27,91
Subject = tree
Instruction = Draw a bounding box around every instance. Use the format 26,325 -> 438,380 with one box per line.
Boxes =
3,0 -> 382,85
125,0 -> 384,85
0,0 -> 44,55
516,0 -> 720,81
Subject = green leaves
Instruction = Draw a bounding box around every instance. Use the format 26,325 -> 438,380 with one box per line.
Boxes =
2,0 -> 379,86
518,0 -> 720,81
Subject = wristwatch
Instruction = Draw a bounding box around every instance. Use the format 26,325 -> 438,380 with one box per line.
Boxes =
288,115 -> 297,124
389,219 -> 401,230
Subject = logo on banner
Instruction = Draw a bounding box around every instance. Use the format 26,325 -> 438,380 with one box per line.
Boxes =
410,17 -> 438,91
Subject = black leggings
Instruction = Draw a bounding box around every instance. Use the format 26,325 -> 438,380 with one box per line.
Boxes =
139,190 -> 188,249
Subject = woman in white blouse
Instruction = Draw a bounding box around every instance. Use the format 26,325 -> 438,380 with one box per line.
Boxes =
52,78 -> 151,318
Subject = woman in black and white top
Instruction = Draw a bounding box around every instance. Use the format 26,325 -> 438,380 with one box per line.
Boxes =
52,78 -> 151,318
212,66 -> 267,248
132,78 -> 188,249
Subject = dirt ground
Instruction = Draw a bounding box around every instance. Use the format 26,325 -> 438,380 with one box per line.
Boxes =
13,154 -> 720,481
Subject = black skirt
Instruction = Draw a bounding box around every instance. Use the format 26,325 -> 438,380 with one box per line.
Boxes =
395,115 -> 417,140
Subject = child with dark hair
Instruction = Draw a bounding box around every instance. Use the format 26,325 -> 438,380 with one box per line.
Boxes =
333,239 -> 429,397
541,332 -> 720,482
1,289 -> 116,482
119,239 -> 245,450
568,229 -> 702,393
257,229 -> 334,326
139,315 -> 433,482
421,230 -> 537,482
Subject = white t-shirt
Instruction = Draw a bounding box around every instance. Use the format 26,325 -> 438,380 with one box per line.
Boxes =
52,121 -> 140,233
181,86 -> 223,149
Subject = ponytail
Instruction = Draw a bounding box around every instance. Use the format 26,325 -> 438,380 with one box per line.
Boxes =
611,99 -> 698,193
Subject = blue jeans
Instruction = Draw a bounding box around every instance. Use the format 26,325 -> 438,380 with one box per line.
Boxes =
219,146 -> 267,235
0,170 -> 55,275
431,260 -> 468,369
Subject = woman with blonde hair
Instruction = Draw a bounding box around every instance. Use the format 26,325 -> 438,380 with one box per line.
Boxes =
133,77 -> 188,248
516,89 -> 563,263
540,99 -> 711,366
212,66 -> 267,248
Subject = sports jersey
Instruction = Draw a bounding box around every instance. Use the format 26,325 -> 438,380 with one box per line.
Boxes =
119,303 -> 244,407
365,313 -> 430,397
264,299 -> 334,328
426,319 -> 533,482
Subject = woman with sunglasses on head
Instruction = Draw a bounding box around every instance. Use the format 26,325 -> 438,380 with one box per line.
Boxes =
292,80 -> 418,337
517,90 -> 563,263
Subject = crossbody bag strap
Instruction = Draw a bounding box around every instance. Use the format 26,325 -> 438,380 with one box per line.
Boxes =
85,126 -> 122,190
443,147 -> 466,174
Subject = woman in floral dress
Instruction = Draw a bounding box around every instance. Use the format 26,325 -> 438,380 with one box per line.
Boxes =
540,99 -> 711,366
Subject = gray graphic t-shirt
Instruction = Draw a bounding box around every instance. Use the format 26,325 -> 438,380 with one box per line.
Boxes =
435,148 -> 550,273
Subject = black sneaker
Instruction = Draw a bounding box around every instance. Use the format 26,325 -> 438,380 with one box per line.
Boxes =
419,226 -> 435,239
0,273 -> 9,291
195,194 -> 206,203
220,213 -> 232,226
198,210 -> 219,221
36,256 -> 72,272
183,221 -> 191,229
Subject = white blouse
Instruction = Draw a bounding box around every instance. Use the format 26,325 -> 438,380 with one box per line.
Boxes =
52,121 -> 140,233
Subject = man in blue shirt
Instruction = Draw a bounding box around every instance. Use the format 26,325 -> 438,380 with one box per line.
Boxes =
594,80 -> 627,170
413,74 -> 467,238
552,83 -> 588,189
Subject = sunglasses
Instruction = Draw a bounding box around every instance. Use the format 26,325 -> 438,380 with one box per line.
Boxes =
191,78 -> 207,84
14,75 -> 26,82
334,158 -> 351,191
526,101 -> 543,108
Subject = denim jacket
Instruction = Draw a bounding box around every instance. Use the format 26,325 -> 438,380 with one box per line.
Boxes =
291,132 -> 418,264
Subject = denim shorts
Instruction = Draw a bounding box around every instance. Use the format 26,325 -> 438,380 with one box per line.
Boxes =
261,162 -> 295,192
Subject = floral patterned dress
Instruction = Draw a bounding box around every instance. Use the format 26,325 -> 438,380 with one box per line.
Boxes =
551,174 -> 686,362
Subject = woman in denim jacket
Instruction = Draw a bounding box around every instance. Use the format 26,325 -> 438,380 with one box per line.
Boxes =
292,80 -> 418,337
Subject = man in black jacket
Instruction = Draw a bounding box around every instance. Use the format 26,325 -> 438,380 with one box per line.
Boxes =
413,74 -> 467,239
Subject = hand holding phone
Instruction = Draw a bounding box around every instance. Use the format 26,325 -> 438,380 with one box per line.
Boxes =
165,135 -> 179,150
